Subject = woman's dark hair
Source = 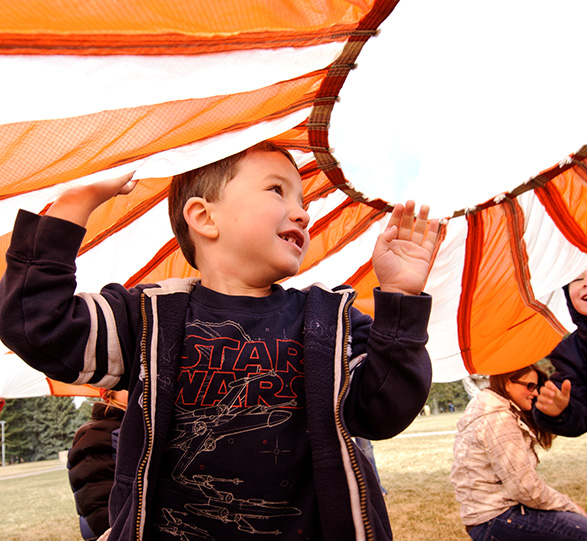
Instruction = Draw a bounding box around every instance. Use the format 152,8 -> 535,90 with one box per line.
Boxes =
489,364 -> 555,450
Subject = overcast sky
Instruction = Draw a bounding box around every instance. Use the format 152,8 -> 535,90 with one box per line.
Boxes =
329,0 -> 587,218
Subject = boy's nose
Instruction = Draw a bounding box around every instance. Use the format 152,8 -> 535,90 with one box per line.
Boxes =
292,203 -> 310,229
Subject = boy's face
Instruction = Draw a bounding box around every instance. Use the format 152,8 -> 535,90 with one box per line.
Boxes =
569,270 -> 587,316
209,150 -> 310,290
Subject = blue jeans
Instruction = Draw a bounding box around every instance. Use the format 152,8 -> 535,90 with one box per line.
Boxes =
354,437 -> 387,495
468,505 -> 587,540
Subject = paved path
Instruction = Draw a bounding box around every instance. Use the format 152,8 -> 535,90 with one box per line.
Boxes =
0,463 -> 66,481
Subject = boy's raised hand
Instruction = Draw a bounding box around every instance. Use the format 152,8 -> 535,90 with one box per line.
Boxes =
46,172 -> 137,227
372,201 -> 439,295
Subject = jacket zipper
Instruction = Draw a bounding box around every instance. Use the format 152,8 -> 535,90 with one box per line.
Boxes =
135,293 -> 154,541
334,291 -> 374,541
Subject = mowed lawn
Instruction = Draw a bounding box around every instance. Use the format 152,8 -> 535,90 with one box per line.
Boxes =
376,413 -> 587,540
1,413 -> 586,540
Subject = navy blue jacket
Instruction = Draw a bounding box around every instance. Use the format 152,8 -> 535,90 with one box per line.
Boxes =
0,210 -> 433,540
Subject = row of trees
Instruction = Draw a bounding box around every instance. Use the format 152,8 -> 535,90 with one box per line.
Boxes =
3,374 -> 526,463
0,396 -> 93,463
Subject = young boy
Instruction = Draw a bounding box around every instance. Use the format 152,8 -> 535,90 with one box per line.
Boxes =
0,141 -> 438,540
534,269 -> 587,437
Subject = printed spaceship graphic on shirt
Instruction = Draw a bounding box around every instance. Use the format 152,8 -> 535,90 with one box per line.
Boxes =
154,319 -> 304,538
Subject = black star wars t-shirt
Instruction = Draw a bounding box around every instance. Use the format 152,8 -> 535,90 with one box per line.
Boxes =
152,284 -> 321,540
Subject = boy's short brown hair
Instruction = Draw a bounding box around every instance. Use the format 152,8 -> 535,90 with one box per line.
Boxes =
168,141 -> 298,269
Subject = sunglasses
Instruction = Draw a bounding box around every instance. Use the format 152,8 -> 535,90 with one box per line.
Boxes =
510,379 -> 539,392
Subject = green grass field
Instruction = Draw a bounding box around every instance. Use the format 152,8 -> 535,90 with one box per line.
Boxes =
1,412 -> 586,540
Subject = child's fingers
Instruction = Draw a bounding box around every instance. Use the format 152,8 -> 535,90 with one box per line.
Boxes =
385,203 -> 405,233
385,201 -> 437,247
397,200 -> 416,240
115,172 -> 138,195
380,224 -> 399,243
117,179 -> 138,195
410,205 -> 431,245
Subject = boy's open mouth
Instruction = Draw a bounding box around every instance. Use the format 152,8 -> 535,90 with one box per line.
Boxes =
279,231 -> 304,249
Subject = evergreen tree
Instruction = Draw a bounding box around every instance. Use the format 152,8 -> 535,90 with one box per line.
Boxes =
0,396 -> 79,462
33,396 -> 79,461
0,398 -> 34,462
75,397 -> 98,427
426,381 -> 469,413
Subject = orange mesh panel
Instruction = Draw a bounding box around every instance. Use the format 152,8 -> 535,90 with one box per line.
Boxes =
0,0 -> 377,55
1,0 -> 374,34
0,73 -> 325,197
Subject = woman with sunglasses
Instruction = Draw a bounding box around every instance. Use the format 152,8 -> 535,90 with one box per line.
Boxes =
450,363 -> 587,540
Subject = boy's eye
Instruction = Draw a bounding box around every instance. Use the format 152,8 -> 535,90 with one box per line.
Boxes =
269,185 -> 283,195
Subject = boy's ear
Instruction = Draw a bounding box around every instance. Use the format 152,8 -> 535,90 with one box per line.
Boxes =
183,197 -> 218,239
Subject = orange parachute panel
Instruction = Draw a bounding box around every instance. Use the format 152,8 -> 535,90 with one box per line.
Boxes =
2,0 -> 375,35
346,260 -> 377,317
535,165 -> 587,252
47,379 -> 101,398
125,241 -> 200,288
301,199 -> 384,273
459,202 -> 565,375
1,0 -> 585,392
0,73 -> 326,197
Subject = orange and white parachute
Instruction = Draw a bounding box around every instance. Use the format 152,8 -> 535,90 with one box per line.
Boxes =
0,0 -> 586,397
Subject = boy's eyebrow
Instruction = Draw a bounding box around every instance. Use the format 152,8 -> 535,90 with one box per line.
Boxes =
266,173 -> 295,184
266,173 -> 305,204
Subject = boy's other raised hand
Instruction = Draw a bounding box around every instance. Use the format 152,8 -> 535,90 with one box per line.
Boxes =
535,379 -> 571,418
372,201 -> 439,295
46,172 -> 137,227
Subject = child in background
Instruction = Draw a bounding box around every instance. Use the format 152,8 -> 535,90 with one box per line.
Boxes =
68,390 -> 129,541
0,141 -> 438,540
534,269 -> 587,436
